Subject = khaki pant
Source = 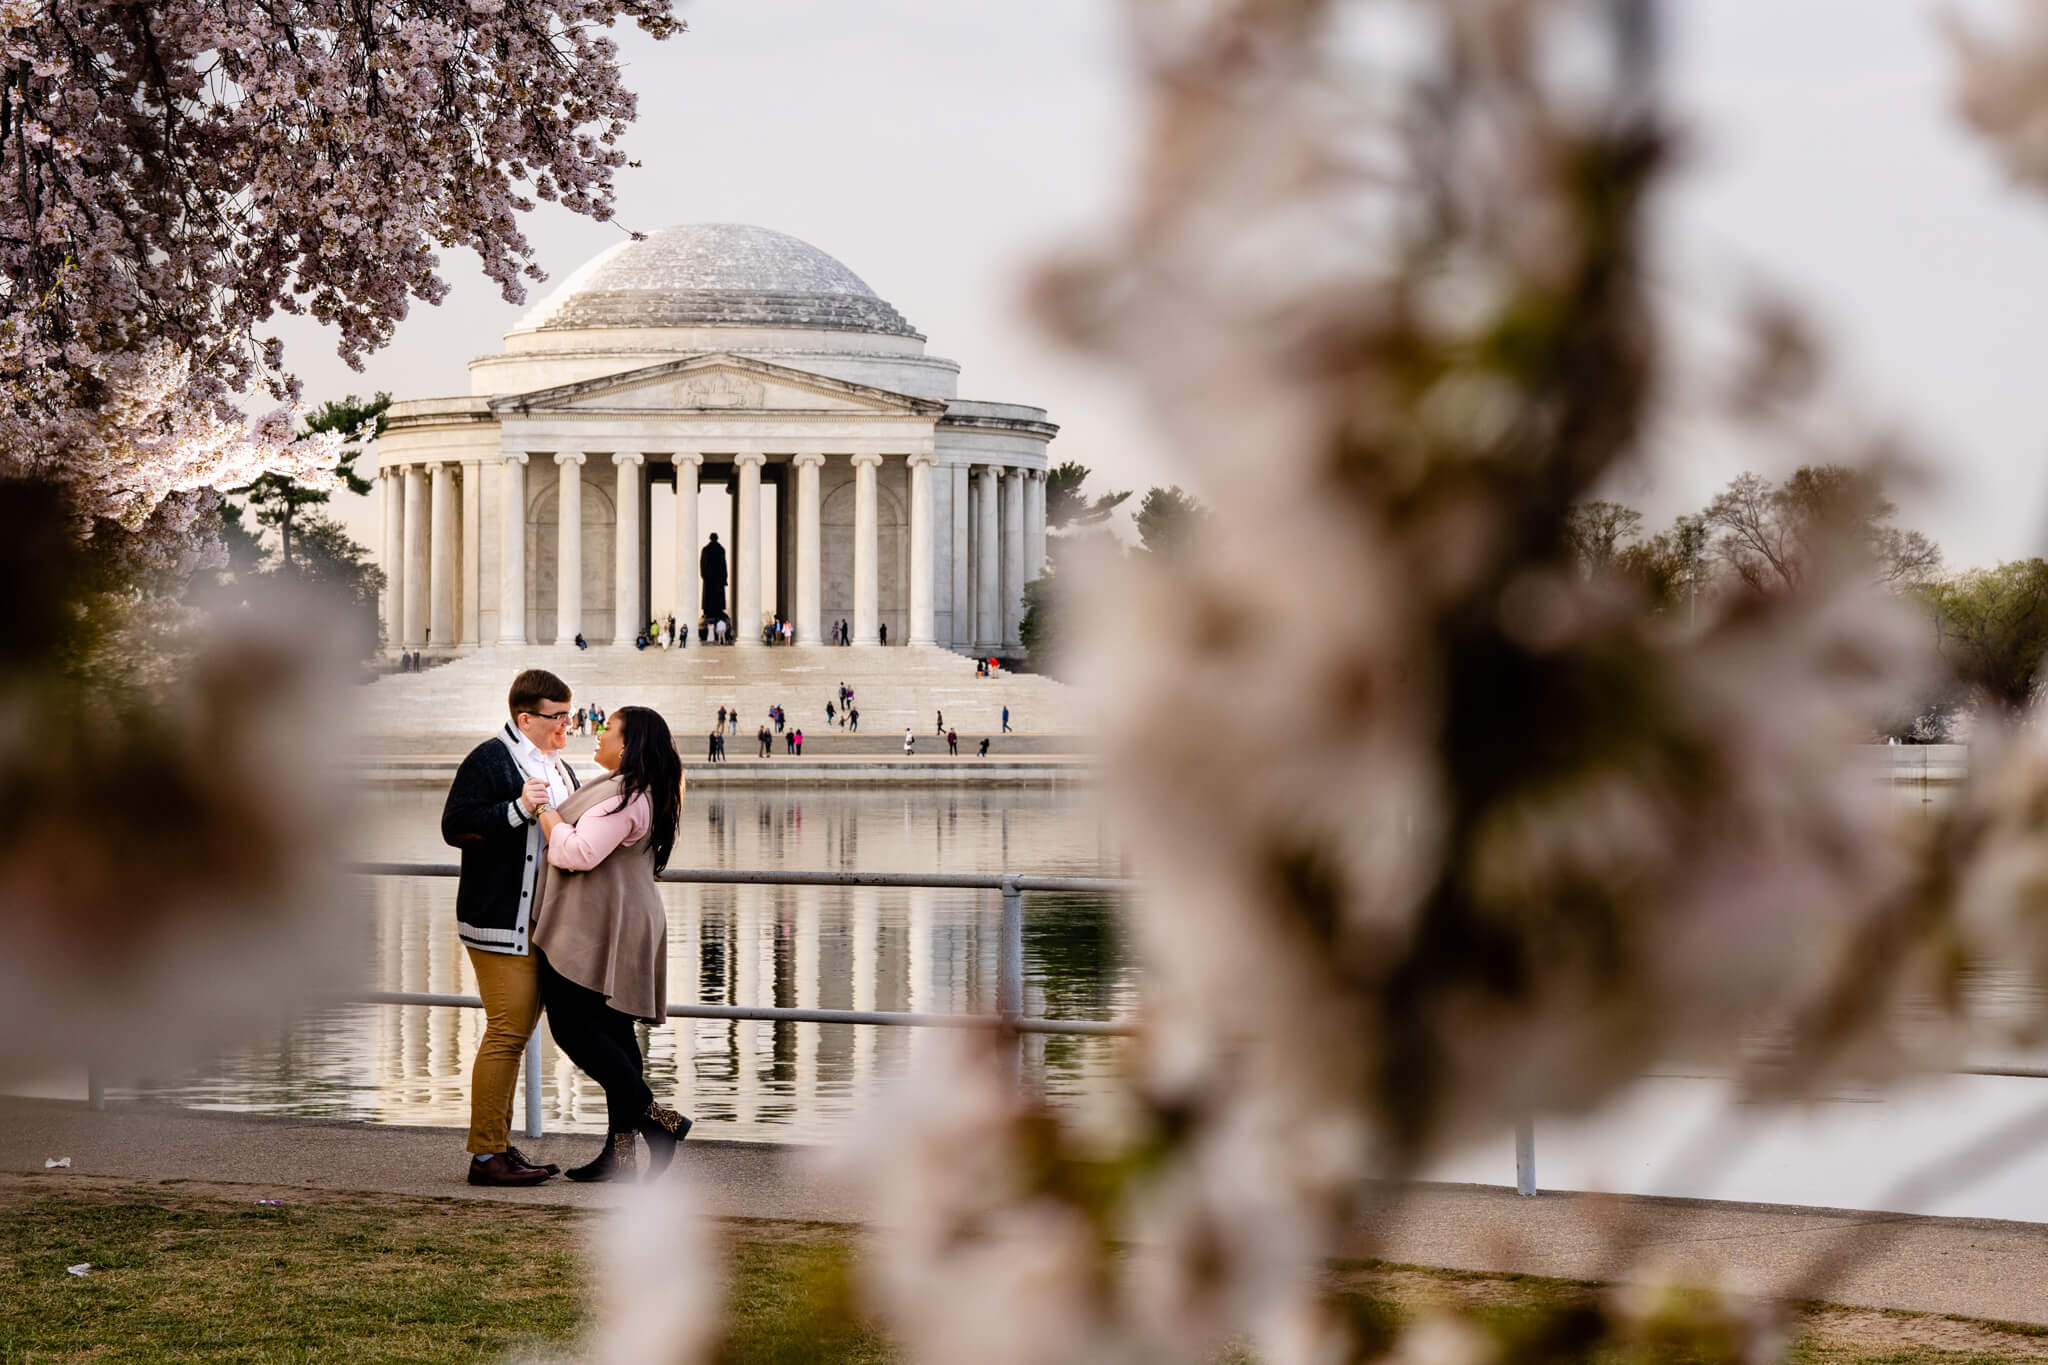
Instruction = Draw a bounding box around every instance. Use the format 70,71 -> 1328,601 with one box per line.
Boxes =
465,946 -> 541,1154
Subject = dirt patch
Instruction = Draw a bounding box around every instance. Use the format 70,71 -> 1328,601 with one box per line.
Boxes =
1337,1263 -> 2048,1361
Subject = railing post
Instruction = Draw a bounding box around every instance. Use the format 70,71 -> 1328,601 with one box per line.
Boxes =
1515,1120 -> 1536,1196
523,1027 -> 544,1138
998,879 -> 1024,1091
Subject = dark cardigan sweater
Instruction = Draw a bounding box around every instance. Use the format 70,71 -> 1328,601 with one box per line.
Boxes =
441,725 -> 580,954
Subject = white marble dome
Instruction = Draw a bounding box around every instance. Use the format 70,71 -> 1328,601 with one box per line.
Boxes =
509,223 -> 920,339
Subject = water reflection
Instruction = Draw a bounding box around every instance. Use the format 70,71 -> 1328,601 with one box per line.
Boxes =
115,785 -> 1131,1143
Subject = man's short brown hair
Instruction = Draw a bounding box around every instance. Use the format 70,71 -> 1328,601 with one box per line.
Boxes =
508,669 -> 571,716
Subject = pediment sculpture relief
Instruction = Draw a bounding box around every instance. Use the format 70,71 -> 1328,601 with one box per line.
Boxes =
676,372 -> 766,409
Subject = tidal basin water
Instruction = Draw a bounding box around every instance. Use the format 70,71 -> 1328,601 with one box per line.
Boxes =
115,784 -> 1132,1145
108,778 -> 2048,1222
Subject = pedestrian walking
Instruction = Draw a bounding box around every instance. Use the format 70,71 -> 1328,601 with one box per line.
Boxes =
1002,705 -> 1012,734
936,709 -> 944,736
947,728 -> 958,756
716,705 -> 726,733
903,727 -> 914,757
848,707 -> 859,733
826,700 -> 836,727
977,737 -> 990,757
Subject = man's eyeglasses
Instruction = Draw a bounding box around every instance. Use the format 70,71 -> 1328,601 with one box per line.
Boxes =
521,709 -> 573,726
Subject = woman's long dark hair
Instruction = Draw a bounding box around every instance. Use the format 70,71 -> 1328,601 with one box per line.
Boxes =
608,706 -> 683,872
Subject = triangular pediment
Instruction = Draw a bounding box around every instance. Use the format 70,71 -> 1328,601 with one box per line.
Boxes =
489,353 -> 946,417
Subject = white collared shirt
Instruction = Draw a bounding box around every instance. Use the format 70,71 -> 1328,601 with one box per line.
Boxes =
502,720 -> 572,825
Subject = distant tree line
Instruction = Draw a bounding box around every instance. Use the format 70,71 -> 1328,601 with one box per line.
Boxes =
1565,465 -> 2048,734
1027,459 -> 2048,730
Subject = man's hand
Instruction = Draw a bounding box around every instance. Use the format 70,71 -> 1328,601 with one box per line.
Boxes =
520,778 -> 550,816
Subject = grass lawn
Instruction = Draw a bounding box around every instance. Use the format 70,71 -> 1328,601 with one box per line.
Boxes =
2,1180 -> 2043,1364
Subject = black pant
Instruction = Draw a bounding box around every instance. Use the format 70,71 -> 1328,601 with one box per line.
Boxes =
537,951 -> 651,1132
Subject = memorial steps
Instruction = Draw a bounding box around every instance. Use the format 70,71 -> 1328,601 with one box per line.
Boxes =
348,643 -> 1093,747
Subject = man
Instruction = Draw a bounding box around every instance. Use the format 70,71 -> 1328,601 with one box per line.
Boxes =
978,736 -> 991,757
1002,705 -> 1012,734
440,669 -> 581,1187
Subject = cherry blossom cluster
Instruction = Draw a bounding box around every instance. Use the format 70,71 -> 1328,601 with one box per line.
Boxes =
0,0 -> 676,547
812,2 -> 2048,1363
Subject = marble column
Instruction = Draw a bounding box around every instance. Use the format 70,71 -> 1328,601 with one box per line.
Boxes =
974,464 -> 1000,653
460,460 -> 482,646
555,452 -> 584,646
852,452 -> 882,646
401,465 -> 428,648
1027,469 -> 1047,582
498,453 -> 529,644
1002,464 -> 1025,651
613,452 -> 644,647
794,453 -> 824,644
427,463 -> 456,651
674,454 -> 700,636
734,452 -> 764,647
381,468 -> 404,652
950,465 -> 970,650
908,451 -> 936,645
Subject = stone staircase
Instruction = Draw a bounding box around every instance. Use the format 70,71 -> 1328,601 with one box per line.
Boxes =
346,644 -> 1094,743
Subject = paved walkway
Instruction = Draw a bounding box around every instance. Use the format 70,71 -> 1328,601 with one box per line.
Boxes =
5,1097 -> 2044,1326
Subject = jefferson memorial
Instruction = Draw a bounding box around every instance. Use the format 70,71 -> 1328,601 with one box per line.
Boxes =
373,224 -> 1055,656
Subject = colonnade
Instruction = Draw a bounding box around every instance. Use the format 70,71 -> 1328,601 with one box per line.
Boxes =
378,448 -> 1046,654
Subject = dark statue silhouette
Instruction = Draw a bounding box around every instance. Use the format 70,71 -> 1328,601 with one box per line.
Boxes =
700,532 -> 728,625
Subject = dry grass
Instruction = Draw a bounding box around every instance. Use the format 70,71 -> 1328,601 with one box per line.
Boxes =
0,1181 -> 2039,1364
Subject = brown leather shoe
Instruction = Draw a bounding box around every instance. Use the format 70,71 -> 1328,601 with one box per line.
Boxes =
505,1145 -> 560,1177
466,1152 -> 551,1187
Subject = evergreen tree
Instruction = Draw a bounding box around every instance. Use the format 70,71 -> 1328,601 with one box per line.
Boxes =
1135,485 -> 1208,556
233,393 -> 390,572
1044,461 -> 1131,530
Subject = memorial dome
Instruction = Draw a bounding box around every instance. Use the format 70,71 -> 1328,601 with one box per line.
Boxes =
509,223 -> 920,339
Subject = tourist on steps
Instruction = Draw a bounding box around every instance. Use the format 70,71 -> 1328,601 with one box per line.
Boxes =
978,737 -> 990,757
904,727 -> 915,757
441,668 -> 581,1188
947,728 -> 958,756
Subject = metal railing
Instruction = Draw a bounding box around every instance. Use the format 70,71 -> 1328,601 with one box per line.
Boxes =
92,859 -> 2048,1204
339,861 -> 1137,1139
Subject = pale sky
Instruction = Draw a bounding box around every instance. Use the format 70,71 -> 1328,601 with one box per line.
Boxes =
299,0 -> 2048,572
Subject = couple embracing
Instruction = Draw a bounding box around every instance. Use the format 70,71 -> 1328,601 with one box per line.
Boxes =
441,668 -> 691,1186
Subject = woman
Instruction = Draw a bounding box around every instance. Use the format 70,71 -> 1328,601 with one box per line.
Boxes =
532,705 -> 691,1182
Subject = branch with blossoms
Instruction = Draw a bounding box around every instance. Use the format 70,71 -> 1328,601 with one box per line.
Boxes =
0,0 -> 680,555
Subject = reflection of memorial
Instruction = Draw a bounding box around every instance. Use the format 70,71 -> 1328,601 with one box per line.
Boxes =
352,786 -> 1122,1140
